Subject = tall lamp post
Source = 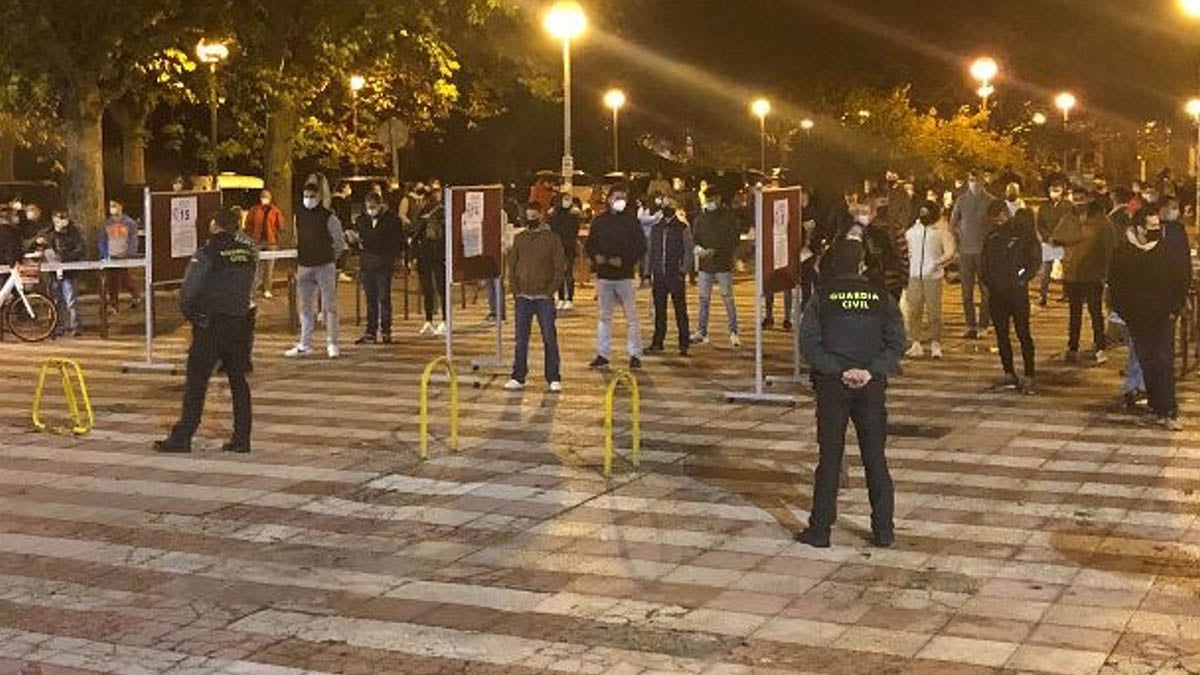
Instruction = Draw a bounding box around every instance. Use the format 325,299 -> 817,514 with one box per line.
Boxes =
1187,98 -> 1200,229
195,39 -> 230,186
751,98 -> 771,174
349,74 -> 366,136
544,1 -> 587,192
1056,92 -> 1077,172
969,57 -> 998,112
603,89 -> 626,173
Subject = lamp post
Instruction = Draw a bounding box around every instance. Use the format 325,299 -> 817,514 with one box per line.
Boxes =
751,98 -> 771,173
1032,112 -> 1047,126
603,88 -> 626,173
195,39 -> 230,185
544,1 -> 587,191
800,118 -> 814,135
1055,92 -> 1077,173
1187,98 -> 1200,229
349,74 -> 366,136
969,57 -> 998,111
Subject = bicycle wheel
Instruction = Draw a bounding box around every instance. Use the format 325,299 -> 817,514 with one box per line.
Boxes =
7,292 -> 57,342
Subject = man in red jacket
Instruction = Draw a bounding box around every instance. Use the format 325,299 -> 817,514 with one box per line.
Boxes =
244,189 -> 284,298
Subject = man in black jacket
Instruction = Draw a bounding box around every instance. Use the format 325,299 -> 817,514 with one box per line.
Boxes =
34,210 -> 86,337
550,193 -> 582,309
0,206 -> 23,266
796,239 -> 906,549
585,186 -> 647,370
155,208 -> 259,454
350,192 -> 404,344
647,204 -> 694,356
981,199 -> 1041,393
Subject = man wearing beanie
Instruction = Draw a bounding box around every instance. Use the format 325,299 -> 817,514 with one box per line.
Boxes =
796,238 -> 906,548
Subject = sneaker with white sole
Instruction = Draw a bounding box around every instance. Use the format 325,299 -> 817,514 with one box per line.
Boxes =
555,300 -> 565,310
1094,349 -> 1108,364
284,345 -> 311,358
433,321 -> 447,337
563,301 -> 574,310
263,290 -> 274,299
503,379 -> 525,391
419,322 -> 434,336
905,341 -> 924,358
326,344 -> 340,359
690,332 -> 709,345
549,381 -> 564,393
930,342 -> 943,359
729,333 -> 741,348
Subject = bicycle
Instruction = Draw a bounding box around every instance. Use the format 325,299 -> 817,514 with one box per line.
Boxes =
0,253 -> 57,342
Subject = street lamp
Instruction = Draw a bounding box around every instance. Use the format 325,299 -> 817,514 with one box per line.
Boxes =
751,98 -> 771,173
969,56 -> 998,110
1055,92 -> 1077,124
1187,98 -> 1200,229
349,74 -> 366,136
800,118 -> 814,133
1032,112 -> 1047,126
603,88 -> 626,173
544,1 -> 587,191
195,39 -> 230,184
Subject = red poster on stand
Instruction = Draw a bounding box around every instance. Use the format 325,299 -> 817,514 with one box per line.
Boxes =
447,186 -> 504,283
758,187 -> 803,296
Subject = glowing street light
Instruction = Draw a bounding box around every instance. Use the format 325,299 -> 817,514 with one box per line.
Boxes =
1187,98 -> 1200,228
604,88 -> 626,172
1055,92 -> 1077,124
1032,112 -> 1047,126
751,98 -> 771,172
800,118 -> 814,132
1182,0 -> 1200,17
969,56 -> 998,110
195,39 -> 231,183
545,1 -> 587,190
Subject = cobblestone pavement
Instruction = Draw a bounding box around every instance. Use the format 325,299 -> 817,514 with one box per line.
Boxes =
0,276 -> 1197,675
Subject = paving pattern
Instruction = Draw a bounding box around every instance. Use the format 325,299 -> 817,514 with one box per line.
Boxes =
0,275 -> 1197,675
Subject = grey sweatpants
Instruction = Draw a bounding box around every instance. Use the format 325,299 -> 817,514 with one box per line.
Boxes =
297,263 -> 339,349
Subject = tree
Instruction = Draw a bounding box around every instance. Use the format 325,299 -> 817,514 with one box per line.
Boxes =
0,74 -> 61,182
109,48 -> 199,187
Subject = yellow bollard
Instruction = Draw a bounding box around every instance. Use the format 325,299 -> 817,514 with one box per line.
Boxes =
603,368 -> 640,477
32,358 -> 93,435
419,356 -> 459,459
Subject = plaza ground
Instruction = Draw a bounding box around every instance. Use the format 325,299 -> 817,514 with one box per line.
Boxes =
0,274 -> 1197,675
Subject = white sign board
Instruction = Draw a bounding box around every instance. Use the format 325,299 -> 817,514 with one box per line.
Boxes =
462,191 -> 484,258
170,196 -> 198,258
772,199 -> 789,271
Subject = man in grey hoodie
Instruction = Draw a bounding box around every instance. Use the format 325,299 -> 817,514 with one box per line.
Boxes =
950,171 -> 995,338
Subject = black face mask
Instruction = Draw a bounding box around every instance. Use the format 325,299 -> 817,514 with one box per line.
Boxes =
1146,229 -> 1163,242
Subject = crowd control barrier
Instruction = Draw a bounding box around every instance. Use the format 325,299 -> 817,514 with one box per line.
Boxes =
32,357 -> 93,435
419,355 -> 460,459
603,369 -> 641,477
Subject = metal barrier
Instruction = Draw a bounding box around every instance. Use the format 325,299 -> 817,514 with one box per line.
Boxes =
603,369 -> 641,477
419,356 -> 459,459
32,357 -> 93,435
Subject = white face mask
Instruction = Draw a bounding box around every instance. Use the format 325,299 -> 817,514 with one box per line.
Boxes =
1165,209 -> 1180,221
704,201 -> 718,212
302,196 -> 318,209
855,214 -> 871,226
610,199 -> 627,213
366,207 -> 380,217
53,219 -> 67,231
561,199 -> 572,209
109,207 -> 120,217
1049,190 -> 1063,200
25,210 -> 37,221
260,197 -> 271,206
654,197 -> 664,207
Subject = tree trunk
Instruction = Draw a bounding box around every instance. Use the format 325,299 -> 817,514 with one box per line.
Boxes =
64,79 -> 106,247
0,128 -> 15,182
110,98 -> 149,188
265,92 -> 299,246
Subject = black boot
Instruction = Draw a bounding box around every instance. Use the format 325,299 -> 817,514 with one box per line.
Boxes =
154,437 -> 191,454
794,528 -> 831,548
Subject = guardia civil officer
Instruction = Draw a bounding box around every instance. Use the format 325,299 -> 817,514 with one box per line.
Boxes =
155,208 -> 259,454
796,239 -> 906,548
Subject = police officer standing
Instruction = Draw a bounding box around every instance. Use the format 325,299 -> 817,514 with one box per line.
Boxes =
796,239 -> 906,548
155,208 -> 259,454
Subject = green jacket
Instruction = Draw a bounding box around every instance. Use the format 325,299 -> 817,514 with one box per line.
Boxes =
692,207 -> 740,273
1053,213 -> 1115,283
509,225 -> 566,298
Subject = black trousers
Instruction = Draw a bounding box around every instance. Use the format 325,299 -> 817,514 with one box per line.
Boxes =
1066,281 -> 1106,351
1130,314 -> 1177,418
361,267 -> 394,337
651,274 -> 690,350
172,315 -> 252,445
808,375 -> 894,534
416,254 -> 446,322
988,285 -> 1036,378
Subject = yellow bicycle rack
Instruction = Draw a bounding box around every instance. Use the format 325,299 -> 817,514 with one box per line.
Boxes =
603,369 -> 641,477
419,356 -> 459,459
32,357 -> 93,435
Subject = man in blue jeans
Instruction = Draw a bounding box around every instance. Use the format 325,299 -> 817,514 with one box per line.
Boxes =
351,192 -> 404,344
585,187 -> 647,370
691,191 -> 742,348
505,204 -> 567,392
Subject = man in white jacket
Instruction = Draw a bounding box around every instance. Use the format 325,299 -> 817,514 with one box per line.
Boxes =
903,201 -> 956,359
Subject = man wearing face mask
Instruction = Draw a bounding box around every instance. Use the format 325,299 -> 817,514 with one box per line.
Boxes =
286,176 -> 345,359
412,185 -> 448,337
98,197 -> 142,313
504,202 -> 566,393
244,189 -> 284,298
1110,204 -> 1192,430
585,187 -> 647,370
980,200 -> 1041,393
34,209 -> 85,338
1052,193 -> 1115,364
0,206 -> 21,268
647,202 -> 694,356
691,191 -> 742,348
350,192 -> 404,345
550,193 -> 581,310
949,171 -> 995,338
637,194 -> 665,288
20,202 -> 47,248
903,202 -> 955,359
1036,182 -> 1071,306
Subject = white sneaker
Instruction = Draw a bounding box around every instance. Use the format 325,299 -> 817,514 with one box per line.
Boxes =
327,344 -> 340,359
1095,350 -> 1108,364
549,381 -> 564,393
262,290 -> 274,299
555,300 -> 565,310
284,345 -> 311,358
504,379 -> 525,391
690,332 -> 709,345
930,342 -> 943,359
433,321 -> 447,337
419,322 -> 434,336
905,341 -> 924,358
338,272 -> 353,283
563,301 -> 574,310
729,333 -> 741,348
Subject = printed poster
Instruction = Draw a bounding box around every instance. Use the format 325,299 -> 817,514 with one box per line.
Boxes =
170,196 -> 198,258
462,191 -> 484,258
772,198 -> 789,270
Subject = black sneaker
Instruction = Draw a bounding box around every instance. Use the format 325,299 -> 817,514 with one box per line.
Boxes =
629,357 -> 643,370
1001,373 -> 1020,389
794,528 -> 831,548
222,440 -> 251,454
154,438 -> 191,454
354,334 -> 377,345
872,530 -> 895,548
645,344 -> 664,354
679,347 -> 689,357
381,334 -> 393,344
783,320 -> 793,331
588,356 -> 610,369
762,318 -> 775,329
